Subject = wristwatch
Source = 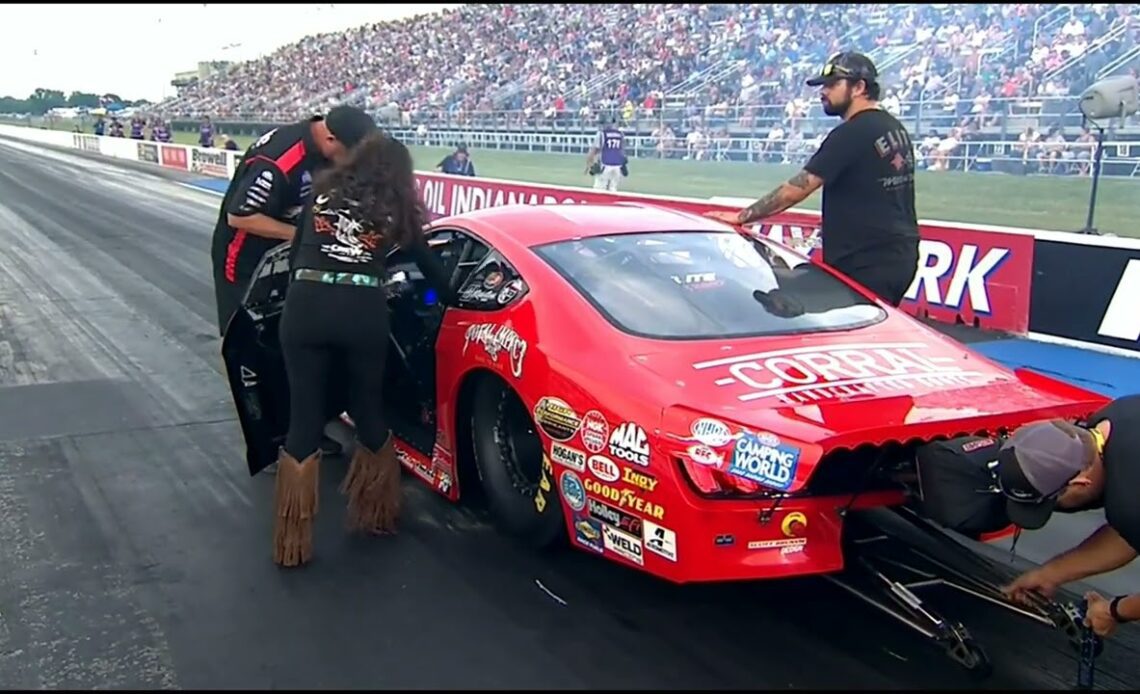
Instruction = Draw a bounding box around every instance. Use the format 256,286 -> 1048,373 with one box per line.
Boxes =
1109,595 -> 1131,623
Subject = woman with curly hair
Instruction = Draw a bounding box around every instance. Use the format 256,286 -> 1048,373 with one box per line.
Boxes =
271,129 -> 454,567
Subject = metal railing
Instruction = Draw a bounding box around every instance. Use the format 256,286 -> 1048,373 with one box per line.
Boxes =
1043,15 -> 1130,83
1031,4 -> 1074,58
1098,43 -> 1140,79
159,94 -> 1140,137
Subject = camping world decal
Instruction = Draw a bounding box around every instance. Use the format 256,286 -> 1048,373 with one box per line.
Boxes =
692,342 -> 1008,404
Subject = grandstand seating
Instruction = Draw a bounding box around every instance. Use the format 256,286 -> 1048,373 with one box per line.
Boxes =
155,2 -> 1140,133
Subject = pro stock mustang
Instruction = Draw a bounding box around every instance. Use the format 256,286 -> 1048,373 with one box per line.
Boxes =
223,202 -> 1109,677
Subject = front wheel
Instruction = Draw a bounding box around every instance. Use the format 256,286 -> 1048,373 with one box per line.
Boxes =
471,378 -> 566,549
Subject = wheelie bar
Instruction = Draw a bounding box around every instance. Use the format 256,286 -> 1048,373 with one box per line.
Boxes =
825,507 -> 1096,679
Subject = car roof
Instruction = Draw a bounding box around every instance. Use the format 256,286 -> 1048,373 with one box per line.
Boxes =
438,202 -> 735,247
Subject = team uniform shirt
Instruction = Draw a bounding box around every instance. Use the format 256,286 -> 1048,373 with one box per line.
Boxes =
210,119 -> 326,285
290,192 -> 453,297
803,108 -> 919,273
1085,394 -> 1140,552
596,126 -> 625,166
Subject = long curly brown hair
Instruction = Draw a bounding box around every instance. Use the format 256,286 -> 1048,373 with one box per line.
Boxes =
311,130 -> 427,249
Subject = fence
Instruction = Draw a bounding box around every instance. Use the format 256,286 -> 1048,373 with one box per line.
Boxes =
161,94 -> 1140,138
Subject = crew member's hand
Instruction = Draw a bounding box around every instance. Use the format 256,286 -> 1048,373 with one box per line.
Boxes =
1001,567 -> 1060,605
704,210 -> 743,226
1084,591 -> 1118,637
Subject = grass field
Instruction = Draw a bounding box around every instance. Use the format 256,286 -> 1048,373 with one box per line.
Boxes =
7,119 -> 1137,237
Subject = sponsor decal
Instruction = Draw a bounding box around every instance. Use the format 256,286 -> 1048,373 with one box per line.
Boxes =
690,418 -> 733,447
727,431 -> 801,491
191,147 -> 228,177
586,454 -> 620,483
714,534 -> 735,547
960,437 -> 996,453
579,410 -> 609,454
534,454 -> 554,513
550,442 -> 586,472
686,444 -> 723,466
534,397 -> 581,441
643,520 -> 677,562
435,470 -> 452,495
560,470 -> 586,512
463,323 -> 527,378
747,537 -> 807,555
160,145 -> 187,170
621,467 -> 658,493
497,278 -> 524,305
1029,240 -> 1140,354
602,523 -> 644,566
693,342 -> 1006,405
72,133 -> 100,153
572,514 -> 605,553
583,478 -> 664,519
587,497 -> 643,536
136,142 -> 159,163
608,421 -> 649,467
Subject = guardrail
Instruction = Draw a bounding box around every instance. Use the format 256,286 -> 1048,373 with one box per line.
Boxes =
1,123 -> 1137,359
155,94 -> 1140,136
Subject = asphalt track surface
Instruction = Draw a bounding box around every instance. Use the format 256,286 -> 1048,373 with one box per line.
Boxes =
0,137 -> 1137,690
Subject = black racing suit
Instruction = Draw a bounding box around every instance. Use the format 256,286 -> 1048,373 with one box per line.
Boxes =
280,193 -> 454,460
210,118 -> 327,336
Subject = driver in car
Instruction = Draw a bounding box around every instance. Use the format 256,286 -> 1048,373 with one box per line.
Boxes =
269,130 -> 455,569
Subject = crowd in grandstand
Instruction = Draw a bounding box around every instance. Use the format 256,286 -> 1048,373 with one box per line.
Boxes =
148,3 -> 1139,176
158,3 -> 1139,126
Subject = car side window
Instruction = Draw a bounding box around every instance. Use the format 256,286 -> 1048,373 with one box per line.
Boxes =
455,251 -> 529,311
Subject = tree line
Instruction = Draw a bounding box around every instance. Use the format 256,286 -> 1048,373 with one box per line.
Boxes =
0,88 -> 151,115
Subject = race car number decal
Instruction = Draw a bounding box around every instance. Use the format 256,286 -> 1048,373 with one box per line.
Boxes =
727,431 -> 801,491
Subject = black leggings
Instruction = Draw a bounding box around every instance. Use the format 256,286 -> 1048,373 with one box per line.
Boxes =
279,279 -> 391,460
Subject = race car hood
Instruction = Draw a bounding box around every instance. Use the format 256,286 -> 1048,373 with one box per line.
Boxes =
632,324 -> 1108,491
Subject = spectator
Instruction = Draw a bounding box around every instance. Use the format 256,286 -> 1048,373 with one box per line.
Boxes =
436,144 -> 476,177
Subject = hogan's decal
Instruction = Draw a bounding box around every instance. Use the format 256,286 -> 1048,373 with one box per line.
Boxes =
463,323 -> 527,378
692,342 -> 1008,404
550,442 -> 586,472
534,397 -> 581,441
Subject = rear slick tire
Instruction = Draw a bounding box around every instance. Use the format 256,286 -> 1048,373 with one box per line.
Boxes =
471,378 -> 565,550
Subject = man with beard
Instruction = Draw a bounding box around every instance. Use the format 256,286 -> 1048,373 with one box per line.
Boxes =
706,52 -> 920,307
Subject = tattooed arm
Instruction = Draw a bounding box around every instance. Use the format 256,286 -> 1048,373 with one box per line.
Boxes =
735,170 -> 824,225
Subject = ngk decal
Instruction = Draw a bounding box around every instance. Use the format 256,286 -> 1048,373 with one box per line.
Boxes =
693,342 -> 1007,404
904,240 -> 1009,314
579,410 -> 610,454
608,422 -> 650,467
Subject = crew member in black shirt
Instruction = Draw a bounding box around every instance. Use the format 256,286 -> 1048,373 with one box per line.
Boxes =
706,52 -> 920,307
270,131 -> 455,568
997,395 -> 1140,637
210,105 -> 378,338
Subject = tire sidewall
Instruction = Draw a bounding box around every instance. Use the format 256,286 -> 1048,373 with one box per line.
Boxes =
471,378 -> 566,549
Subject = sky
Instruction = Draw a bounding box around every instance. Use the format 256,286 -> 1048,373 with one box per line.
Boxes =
0,3 -> 463,102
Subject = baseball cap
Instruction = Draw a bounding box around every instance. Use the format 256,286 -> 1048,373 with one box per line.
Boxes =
323,105 -> 377,149
997,420 -> 1092,530
806,51 -> 879,87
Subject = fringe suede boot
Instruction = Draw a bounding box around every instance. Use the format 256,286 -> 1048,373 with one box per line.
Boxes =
272,447 -> 321,567
339,433 -> 402,535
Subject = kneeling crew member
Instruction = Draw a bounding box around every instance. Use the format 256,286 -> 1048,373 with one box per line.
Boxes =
210,105 -> 378,337
998,395 -> 1140,637
271,131 -> 455,568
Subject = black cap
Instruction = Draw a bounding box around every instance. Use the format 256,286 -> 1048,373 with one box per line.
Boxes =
806,51 -> 879,87
996,420 -> 1093,530
323,105 -> 377,149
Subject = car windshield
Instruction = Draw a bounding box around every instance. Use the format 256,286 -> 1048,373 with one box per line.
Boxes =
532,230 -> 887,340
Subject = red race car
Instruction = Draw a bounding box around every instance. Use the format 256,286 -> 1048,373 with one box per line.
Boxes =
223,202 -> 1108,675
